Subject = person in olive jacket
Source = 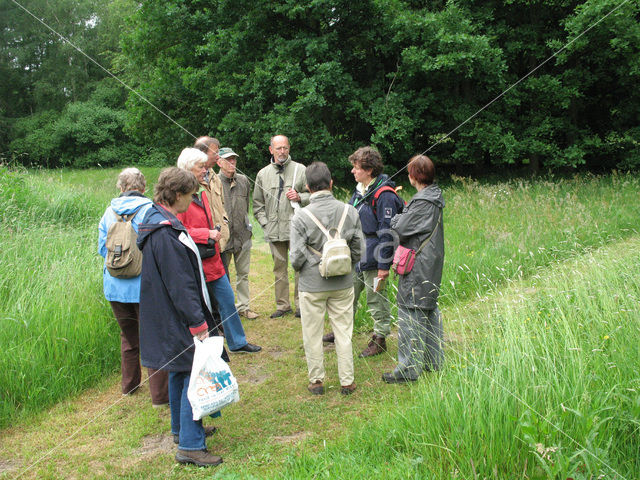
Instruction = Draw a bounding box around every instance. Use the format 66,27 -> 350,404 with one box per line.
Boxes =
253,135 -> 310,318
137,167 -> 226,467
383,155 -> 445,383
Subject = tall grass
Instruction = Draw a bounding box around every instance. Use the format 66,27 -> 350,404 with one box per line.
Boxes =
278,237 -> 640,479
1,167 -> 638,439
0,166 -> 161,428
441,173 -> 639,304
353,173 -> 640,331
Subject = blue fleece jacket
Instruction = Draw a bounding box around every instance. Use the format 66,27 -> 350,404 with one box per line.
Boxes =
97,192 -> 153,303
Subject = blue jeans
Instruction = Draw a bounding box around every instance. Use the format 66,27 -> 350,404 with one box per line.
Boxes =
169,371 -> 205,451
207,275 -> 247,350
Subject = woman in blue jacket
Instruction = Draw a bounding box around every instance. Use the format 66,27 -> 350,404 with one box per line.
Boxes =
98,168 -> 168,405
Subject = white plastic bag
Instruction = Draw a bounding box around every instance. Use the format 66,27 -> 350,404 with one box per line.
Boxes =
187,336 -> 239,420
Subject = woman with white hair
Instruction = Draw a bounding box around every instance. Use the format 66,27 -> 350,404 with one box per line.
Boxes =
176,148 -> 261,354
98,167 -> 168,405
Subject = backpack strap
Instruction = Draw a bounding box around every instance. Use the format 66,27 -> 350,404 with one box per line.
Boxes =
112,205 -> 144,223
415,209 -> 442,255
371,185 -> 400,215
336,204 -> 350,238
300,208 -> 332,240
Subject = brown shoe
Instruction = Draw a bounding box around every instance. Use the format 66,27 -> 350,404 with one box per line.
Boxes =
175,448 -> 223,467
341,383 -> 357,395
322,332 -> 335,343
239,309 -> 259,319
359,334 -> 386,358
307,380 -> 324,395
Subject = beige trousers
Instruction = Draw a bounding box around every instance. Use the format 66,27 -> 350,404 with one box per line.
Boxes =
269,241 -> 299,311
221,239 -> 252,312
299,287 -> 355,386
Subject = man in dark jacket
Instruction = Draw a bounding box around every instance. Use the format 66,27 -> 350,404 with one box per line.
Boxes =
217,147 -> 258,319
324,147 -> 404,357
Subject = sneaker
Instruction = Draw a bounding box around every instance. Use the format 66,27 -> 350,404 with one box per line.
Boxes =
270,308 -> 292,318
382,372 -> 417,384
230,343 -> 262,353
175,448 -> 223,467
174,426 -> 217,444
239,309 -> 259,319
307,380 -> 324,395
341,383 -> 357,395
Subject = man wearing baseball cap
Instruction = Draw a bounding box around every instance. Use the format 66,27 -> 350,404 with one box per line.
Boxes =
217,147 -> 259,319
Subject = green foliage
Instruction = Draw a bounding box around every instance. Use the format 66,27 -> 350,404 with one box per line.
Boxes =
4,0 -> 640,172
8,81 -> 164,168
1,0 -> 157,167
119,0 -> 640,174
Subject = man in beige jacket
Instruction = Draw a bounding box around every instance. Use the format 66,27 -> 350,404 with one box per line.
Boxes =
194,136 -> 230,251
253,135 -> 309,318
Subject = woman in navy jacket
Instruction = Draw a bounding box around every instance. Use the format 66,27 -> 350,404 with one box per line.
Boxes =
137,167 -> 225,467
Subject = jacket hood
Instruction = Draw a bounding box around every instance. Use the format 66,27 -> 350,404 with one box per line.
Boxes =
136,204 -> 186,250
376,173 -> 396,190
109,192 -> 152,216
413,183 -> 445,208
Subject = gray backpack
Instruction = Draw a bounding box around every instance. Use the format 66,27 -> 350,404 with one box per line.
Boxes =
105,207 -> 143,278
301,204 -> 352,278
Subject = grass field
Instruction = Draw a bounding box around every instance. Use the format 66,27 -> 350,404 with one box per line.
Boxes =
0,166 -> 638,478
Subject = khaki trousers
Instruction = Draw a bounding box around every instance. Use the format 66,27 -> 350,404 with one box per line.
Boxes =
299,287 -> 355,386
353,269 -> 391,337
269,241 -> 299,311
220,239 -> 252,312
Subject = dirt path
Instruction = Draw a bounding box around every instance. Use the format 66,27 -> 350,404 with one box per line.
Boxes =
0,248 -> 412,479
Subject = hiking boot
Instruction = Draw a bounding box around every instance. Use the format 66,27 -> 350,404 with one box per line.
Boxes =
382,372 -> 417,384
359,334 -> 386,358
270,308 -> 292,318
239,309 -> 259,319
322,332 -> 335,343
341,383 -> 357,395
307,380 -> 324,395
173,425 -> 217,444
175,448 -> 223,467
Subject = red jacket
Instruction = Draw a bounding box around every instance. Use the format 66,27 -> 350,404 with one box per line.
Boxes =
177,191 -> 226,282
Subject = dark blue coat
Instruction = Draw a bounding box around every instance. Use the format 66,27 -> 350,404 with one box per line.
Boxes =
349,174 -> 404,272
137,205 -> 225,372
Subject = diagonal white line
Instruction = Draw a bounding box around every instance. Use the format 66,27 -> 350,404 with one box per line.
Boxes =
8,0 -> 633,477
8,0 -> 291,210
365,0 -> 632,203
12,274 -> 279,479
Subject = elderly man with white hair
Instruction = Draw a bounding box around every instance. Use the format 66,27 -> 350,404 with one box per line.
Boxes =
176,148 -> 261,354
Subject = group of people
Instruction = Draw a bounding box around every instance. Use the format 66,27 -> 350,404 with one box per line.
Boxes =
98,135 -> 445,468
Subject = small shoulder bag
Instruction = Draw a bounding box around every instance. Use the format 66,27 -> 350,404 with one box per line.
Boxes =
392,210 -> 441,275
